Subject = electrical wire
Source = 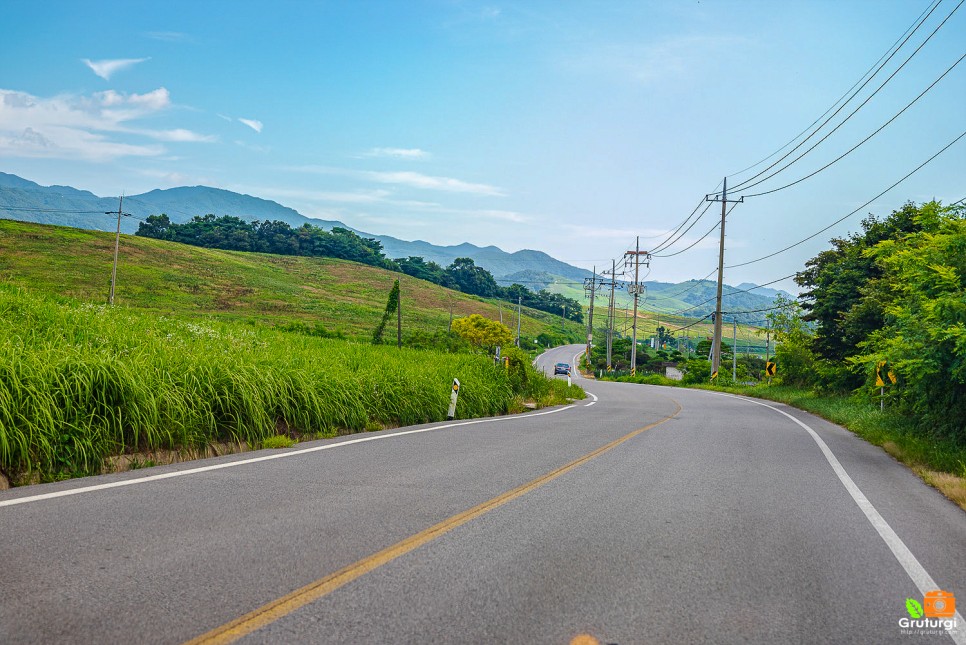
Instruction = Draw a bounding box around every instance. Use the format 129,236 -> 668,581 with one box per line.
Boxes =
726,128 -> 966,269
645,268 -> 719,301
649,197 -> 715,254
742,48 -> 966,199
726,0 -> 943,180
0,206 -> 113,214
722,0 -> 952,195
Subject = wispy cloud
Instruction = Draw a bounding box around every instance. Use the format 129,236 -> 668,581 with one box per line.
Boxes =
288,165 -> 505,196
145,31 -> 188,42
82,57 -> 150,80
0,87 -> 213,161
363,147 -> 430,159
238,118 -> 263,133
364,170 -> 504,195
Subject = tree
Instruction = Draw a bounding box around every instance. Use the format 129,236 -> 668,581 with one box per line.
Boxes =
372,280 -> 400,345
851,202 -> 966,440
795,202 -> 926,387
136,213 -> 171,239
451,314 -> 513,352
445,257 -> 500,297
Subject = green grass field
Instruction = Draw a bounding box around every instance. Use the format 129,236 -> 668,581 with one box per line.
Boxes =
0,218 -> 582,341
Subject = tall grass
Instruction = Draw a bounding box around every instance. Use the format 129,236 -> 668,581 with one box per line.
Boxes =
0,286 -> 580,482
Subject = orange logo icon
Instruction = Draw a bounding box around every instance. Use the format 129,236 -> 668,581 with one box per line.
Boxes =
923,590 -> 956,619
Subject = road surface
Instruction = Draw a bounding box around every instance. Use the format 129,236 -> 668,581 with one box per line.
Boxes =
2,344 -> 964,644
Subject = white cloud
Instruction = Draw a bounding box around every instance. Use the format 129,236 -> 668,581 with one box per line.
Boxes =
0,87 -> 211,161
364,147 -> 430,159
145,31 -> 188,42
238,118 -> 263,133
82,57 -> 150,80
364,170 -> 505,196
288,165 -> 506,196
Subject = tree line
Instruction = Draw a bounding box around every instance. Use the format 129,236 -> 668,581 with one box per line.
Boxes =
770,200 -> 965,443
136,214 -> 583,323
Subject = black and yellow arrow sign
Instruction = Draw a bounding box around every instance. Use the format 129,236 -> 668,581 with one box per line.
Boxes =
711,370 -> 718,380
765,362 -> 776,377
875,361 -> 897,386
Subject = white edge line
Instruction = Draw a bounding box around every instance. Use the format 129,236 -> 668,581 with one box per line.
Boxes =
709,391 -> 965,644
0,405 -> 577,509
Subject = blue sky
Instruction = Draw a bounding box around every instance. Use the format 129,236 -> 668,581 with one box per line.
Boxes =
1,0 -> 963,292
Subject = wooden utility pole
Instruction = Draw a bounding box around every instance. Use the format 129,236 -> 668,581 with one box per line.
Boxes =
109,195 -> 123,306
706,178 -> 743,379
397,280 -> 402,348
625,237 -> 649,376
584,266 -> 597,359
606,259 -> 616,370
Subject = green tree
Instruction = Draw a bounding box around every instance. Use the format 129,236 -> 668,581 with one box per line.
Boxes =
445,257 -> 500,297
795,202 -> 927,388
451,314 -> 513,352
851,203 -> 966,440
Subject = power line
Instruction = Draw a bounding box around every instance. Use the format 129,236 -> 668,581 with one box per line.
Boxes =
645,268 -> 719,301
664,272 -> 799,317
723,0 -> 951,195
726,128 -> 966,269
725,0 -> 943,181
0,206 -> 111,214
741,48 -> 966,199
649,197 -> 715,255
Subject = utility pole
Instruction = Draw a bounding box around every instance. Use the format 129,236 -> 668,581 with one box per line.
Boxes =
606,259 -> 616,370
625,237 -> 649,376
397,280 -> 402,349
108,195 -> 125,306
516,296 -> 522,347
583,266 -> 598,359
498,301 -> 503,325
448,297 -> 454,332
706,177 -> 743,378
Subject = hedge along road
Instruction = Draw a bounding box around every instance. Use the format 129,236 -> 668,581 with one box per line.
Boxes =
1,345 -> 964,644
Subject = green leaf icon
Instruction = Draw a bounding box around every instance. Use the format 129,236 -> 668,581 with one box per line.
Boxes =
906,598 -> 924,618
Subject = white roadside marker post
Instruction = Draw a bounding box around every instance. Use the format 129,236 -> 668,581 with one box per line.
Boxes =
447,378 -> 460,420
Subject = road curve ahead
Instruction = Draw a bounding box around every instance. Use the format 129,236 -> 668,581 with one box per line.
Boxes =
2,344 -> 964,644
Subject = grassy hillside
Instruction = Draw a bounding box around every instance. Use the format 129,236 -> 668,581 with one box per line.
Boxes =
0,218 -> 580,341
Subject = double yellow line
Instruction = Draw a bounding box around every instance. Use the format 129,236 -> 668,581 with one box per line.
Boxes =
187,402 -> 681,644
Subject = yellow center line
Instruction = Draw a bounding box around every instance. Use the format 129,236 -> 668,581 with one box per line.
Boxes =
185,400 -> 682,645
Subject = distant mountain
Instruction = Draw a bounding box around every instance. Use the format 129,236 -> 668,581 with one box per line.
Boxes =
0,172 -> 594,282
0,172 -> 786,320
735,282 -> 794,299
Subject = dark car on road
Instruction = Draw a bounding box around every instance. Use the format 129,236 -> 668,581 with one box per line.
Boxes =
553,362 -> 570,375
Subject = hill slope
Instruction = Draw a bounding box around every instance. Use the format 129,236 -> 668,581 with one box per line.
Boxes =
0,218 -> 576,341
0,172 -> 592,281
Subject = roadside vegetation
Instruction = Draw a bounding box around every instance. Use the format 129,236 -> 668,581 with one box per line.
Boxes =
0,285 -> 582,485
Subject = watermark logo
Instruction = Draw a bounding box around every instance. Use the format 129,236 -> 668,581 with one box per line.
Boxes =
899,590 -> 958,636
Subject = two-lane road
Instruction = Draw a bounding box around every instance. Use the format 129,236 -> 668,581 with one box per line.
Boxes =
2,344 -> 964,644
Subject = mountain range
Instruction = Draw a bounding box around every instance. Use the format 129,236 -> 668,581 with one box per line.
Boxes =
0,172 -> 790,319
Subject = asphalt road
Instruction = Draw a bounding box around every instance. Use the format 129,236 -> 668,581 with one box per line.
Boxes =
2,344 -> 964,644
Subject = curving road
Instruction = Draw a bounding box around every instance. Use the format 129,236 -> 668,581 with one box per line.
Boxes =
1,344 -> 964,644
